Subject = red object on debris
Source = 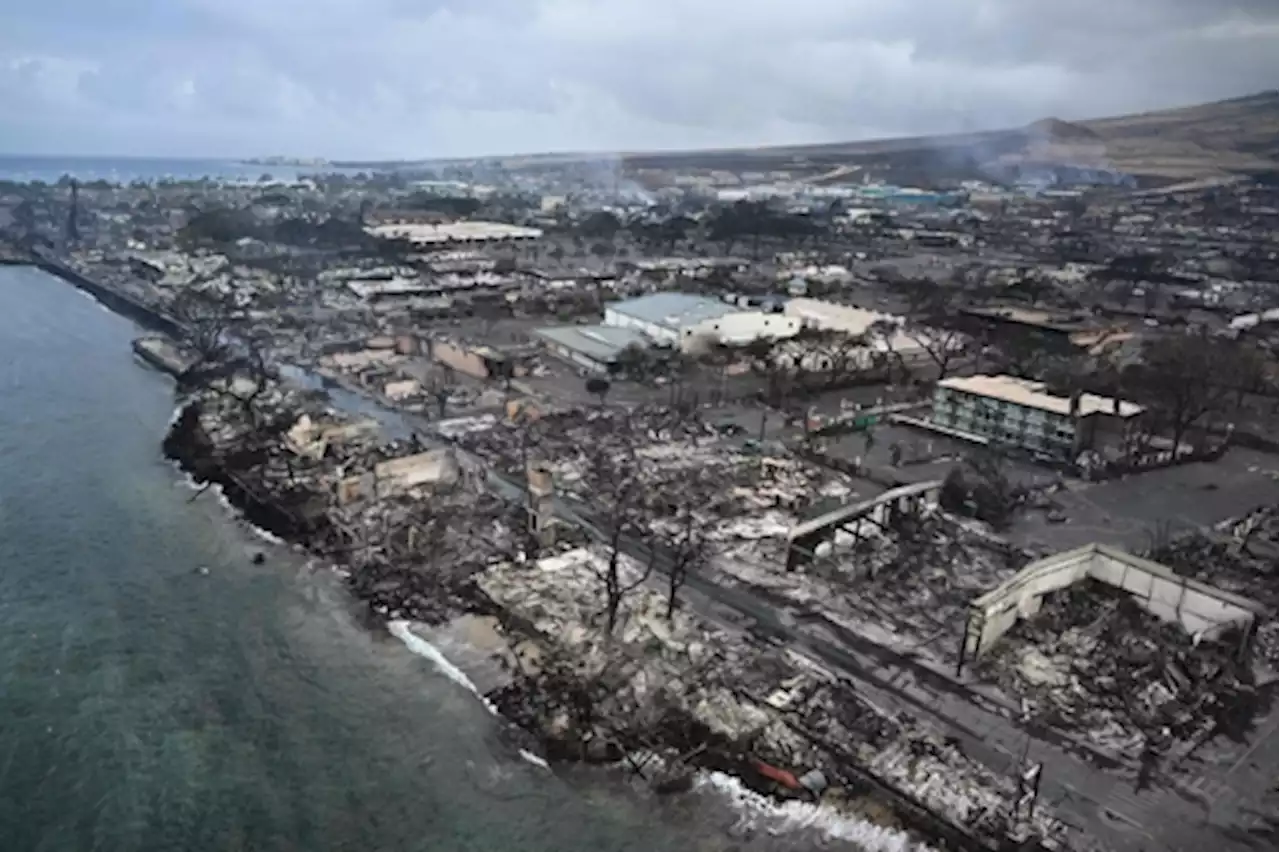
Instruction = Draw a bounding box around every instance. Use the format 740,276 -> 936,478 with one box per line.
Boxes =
753,759 -> 800,789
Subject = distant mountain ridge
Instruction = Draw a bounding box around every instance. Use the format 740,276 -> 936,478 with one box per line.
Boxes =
614,90 -> 1278,182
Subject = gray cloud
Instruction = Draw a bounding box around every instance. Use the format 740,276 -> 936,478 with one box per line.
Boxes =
0,0 -> 1274,158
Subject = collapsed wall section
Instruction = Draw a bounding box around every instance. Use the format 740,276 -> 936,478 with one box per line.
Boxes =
963,543 -> 1263,661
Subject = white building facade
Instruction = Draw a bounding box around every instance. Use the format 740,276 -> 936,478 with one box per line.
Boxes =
604,293 -> 799,352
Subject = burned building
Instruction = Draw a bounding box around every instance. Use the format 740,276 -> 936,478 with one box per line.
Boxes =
960,543 -> 1269,758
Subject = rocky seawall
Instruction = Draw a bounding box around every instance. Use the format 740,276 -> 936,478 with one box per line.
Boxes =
32,254 -> 185,338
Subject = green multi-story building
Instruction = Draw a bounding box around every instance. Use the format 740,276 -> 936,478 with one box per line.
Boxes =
931,375 -> 1144,462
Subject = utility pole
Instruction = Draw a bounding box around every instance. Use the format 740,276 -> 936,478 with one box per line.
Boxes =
1012,736 -> 1043,829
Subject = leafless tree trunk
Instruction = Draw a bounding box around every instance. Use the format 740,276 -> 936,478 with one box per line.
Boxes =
866,319 -> 911,383
665,503 -> 708,621
593,527 -> 656,637
584,423 -> 652,638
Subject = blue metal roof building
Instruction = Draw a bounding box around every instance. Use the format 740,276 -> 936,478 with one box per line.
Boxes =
607,293 -> 736,328
603,293 -> 737,345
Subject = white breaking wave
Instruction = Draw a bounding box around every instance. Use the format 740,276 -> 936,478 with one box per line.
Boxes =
244,519 -> 286,546
389,622 -> 552,773
387,620 -> 499,716
72,288 -> 112,316
208,483 -> 286,545
697,771 -> 936,852
518,749 -> 550,770
176,464 -> 288,547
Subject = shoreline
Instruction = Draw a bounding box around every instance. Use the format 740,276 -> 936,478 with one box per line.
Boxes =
27,259 -> 1051,852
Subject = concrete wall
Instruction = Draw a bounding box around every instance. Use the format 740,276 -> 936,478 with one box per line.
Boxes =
373,449 -> 460,497
545,341 -> 611,374
964,544 -> 1262,659
286,415 -> 379,460
603,307 -> 677,346
431,340 -> 491,379
383,379 -> 420,400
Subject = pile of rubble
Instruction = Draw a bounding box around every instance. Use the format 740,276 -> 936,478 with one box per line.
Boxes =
1150,528 -> 1279,668
476,545 -> 1071,849
456,407 -> 710,475
1152,528 -> 1279,613
711,516 -> 1021,672
165,377 -> 350,536
332,488 -> 520,624
458,406 -> 857,562
480,544 -> 808,775
973,582 -> 1267,759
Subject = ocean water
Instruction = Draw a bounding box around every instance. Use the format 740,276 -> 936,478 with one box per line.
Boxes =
0,155 -> 361,185
0,264 -> 884,851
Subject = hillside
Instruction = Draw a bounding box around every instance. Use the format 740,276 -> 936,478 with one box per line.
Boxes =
619,91 -> 1278,183
1077,91 -> 1278,179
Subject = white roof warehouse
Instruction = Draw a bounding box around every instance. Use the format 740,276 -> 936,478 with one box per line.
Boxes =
366,221 -> 543,245
603,293 -> 799,352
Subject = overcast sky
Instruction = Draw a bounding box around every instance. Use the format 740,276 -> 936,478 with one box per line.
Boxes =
1,0 -> 1276,160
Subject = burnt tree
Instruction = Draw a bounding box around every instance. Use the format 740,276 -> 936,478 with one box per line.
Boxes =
169,289 -> 234,376
890,278 -> 977,380
1130,333 -> 1244,455
940,450 -> 1023,530
584,423 -> 652,638
663,499 -> 710,621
